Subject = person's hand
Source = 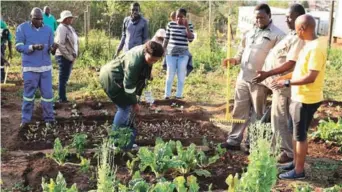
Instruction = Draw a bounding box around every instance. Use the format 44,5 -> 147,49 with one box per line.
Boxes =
252,71 -> 269,84
271,79 -> 285,90
32,44 -> 44,50
182,18 -> 189,27
132,103 -> 140,113
222,58 -> 237,67
72,53 -> 77,59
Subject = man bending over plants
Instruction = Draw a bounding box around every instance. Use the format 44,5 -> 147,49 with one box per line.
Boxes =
272,14 -> 327,180
99,41 -> 164,149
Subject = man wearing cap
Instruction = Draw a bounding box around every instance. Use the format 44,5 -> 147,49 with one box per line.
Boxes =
55,10 -> 78,103
114,2 -> 149,58
15,7 -> 57,128
43,6 -> 58,32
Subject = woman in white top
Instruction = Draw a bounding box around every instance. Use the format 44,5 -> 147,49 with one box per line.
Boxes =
55,10 -> 78,103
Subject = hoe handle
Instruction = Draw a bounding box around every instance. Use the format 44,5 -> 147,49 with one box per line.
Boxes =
225,14 -> 232,120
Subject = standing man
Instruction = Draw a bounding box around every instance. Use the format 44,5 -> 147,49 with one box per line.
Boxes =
15,8 -> 57,128
115,2 -> 149,58
221,4 -> 285,150
43,6 -> 58,32
1,16 -> 13,83
252,4 -> 306,164
274,15 -> 327,179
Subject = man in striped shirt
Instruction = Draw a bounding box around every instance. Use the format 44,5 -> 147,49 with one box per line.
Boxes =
163,8 -> 194,99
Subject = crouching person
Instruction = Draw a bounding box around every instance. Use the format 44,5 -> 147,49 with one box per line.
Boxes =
99,41 -> 164,149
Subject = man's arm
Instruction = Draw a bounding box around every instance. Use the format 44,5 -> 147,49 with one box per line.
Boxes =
55,26 -> 74,61
162,22 -> 171,50
116,18 -> 127,55
123,56 -> 139,105
53,16 -> 58,32
15,25 -> 33,54
234,33 -> 246,64
142,19 -> 149,43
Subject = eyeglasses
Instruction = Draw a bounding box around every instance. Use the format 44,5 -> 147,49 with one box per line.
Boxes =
131,8 -> 139,11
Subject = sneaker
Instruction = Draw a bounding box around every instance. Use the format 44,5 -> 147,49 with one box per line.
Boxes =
164,97 -> 170,100
278,161 -> 295,172
175,97 -> 183,100
220,142 -> 241,150
277,152 -> 294,164
279,169 -> 305,180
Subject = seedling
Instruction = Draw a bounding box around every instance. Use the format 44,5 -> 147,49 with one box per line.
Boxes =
71,133 -> 88,156
47,138 -> 69,166
80,157 -> 91,173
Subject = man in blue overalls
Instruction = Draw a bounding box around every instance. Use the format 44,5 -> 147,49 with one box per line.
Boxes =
16,8 -> 57,128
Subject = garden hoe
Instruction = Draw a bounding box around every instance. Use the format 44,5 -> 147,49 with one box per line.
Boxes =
1,59 -> 15,88
210,14 -> 245,125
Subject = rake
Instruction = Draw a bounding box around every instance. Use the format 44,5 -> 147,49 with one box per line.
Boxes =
1,59 -> 16,88
210,13 -> 245,124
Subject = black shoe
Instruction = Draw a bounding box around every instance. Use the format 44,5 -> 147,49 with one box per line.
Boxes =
220,142 -> 241,150
19,122 -> 29,129
175,97 -> 183,100
164,97 -> 170,100
278,161 -> 295,172
58,99 -> 69,103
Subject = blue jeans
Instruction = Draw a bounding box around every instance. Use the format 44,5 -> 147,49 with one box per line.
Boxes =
112,105 -> 136,149
55,56 -> 73,101
165,55 -> 189,98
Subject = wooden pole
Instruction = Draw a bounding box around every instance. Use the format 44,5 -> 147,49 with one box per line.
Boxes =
328,0 -> 335,48
209,0 -> 211,36
84,11 -> 88,49
87,5 -> 90,32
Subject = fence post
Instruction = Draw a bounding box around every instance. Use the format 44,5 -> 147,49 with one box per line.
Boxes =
87,5 -> 91,32
84,11 -> 88,49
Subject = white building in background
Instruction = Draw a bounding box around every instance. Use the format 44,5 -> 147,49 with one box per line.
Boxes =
333,0 -> 342,39
238,6 -> 330,36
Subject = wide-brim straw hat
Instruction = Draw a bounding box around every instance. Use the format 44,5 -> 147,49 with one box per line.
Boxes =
57,10 -> 75,22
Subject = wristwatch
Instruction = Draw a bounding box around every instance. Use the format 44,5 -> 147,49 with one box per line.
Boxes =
284,80 -> 291,87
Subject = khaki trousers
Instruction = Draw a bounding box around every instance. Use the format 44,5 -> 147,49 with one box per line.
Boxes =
227,80 -> 269,146
271,88 -> 293,158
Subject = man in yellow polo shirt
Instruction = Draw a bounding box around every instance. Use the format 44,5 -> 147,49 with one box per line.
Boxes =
272,14 -> 327,180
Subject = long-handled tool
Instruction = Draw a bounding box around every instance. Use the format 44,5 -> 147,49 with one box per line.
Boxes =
1,59 -> 16,88
210,13 -> 245,124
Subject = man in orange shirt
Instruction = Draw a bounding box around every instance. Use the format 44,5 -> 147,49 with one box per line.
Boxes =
273,14 -> 327,179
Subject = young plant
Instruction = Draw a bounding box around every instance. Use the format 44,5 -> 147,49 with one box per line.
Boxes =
174,141 -> 198,174
41,172 -> 78,192
79,157 -> 90,173
226,173 -> 239,192
312,118 -> 342,144
196,150 -> 219,168
47,138 -> 69,166
173,175 -> 200,192
237,123 -> 278,192
71,133 -> 88,156
137,139 -> 184,177
126,157 -> 139,176
109,127 -> 133,150
97,140 -> 118,191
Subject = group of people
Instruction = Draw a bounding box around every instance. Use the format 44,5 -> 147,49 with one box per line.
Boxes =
4,2 -> 327,181
220,4 -> 326,180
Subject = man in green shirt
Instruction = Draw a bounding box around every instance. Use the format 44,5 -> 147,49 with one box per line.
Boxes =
1,17 -> 12,83
43,6 -> 57,32
99,41 -> 164,149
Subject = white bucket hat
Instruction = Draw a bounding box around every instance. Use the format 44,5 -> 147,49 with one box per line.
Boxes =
57,10 -> 74,22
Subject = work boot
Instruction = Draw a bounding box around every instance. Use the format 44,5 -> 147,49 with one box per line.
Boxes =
220,142 -> 241,150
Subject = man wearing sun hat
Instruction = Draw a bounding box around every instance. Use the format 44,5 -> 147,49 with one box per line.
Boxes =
55,10 -> 79,103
